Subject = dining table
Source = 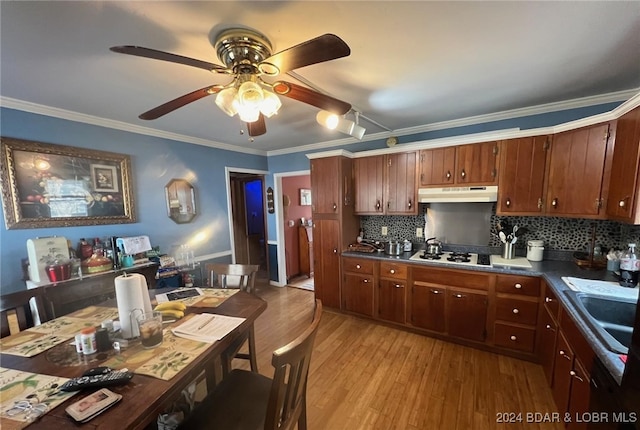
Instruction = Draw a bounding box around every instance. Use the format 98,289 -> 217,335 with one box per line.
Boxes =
0,288 -> 267,430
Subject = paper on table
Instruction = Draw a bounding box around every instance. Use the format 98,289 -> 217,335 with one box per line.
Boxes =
171,313 -> 245,343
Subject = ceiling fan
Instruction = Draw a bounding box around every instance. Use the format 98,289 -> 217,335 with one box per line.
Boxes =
110,28 -> 352,137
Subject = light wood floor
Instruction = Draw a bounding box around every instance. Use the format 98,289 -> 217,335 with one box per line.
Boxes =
232,283 -> 564,430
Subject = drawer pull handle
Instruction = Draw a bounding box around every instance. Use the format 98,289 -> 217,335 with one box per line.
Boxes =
512,309 -> 519,314
363,279 -> 369,283
390,269 -> 396,274
559,350 -> 572,360
333,203 -> 337,211
505,198 -> 511,207
446,171 -> 451,180
545,324 -> 555,331
545,297 -> 553,303
431,290 -> 440,294
510,335 -> 517,341
514,283 -> 522,289
569,370 -> 584,383
453,294 -> 465,299
356,264 -> 361,269
394,284 -> 403,289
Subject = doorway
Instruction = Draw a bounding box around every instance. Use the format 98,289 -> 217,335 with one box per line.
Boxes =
227,170 -> 268,277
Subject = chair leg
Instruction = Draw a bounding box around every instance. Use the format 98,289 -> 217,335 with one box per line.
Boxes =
298,395 -> 308,430
247,325 -> 258,373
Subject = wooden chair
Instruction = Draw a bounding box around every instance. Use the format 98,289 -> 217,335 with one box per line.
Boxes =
205,263 -> 260,374
1,288 -> 48,338
177,299 -> 322,430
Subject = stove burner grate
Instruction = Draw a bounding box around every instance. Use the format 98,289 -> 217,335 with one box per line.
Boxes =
446,252 -> 471,263
420,252 -> 442,260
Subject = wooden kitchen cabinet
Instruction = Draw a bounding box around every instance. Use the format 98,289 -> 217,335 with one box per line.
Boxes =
545,122 -> 613,218
410,283 -> 447,333
419,141 -> 499,187
311,155 -> 360,310
497,135 -> 550,215
606,106 -> 640,223
378,261 -> 408,324
448,288 -> 488,342
313,219 -> 342,309
342,256 -> 376,317
538,304 -> 559,386
353,152 -> 417,215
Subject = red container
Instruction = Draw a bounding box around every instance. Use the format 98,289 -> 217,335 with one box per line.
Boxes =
46,262 -> 72,283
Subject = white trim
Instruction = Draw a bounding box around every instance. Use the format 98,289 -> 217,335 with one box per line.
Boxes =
270,280 -> 286,287
267,240 -> 278,245
1,96 -> 267,156
306,149 -> 355,160
273,169 -> 311,287
224,166 -> 269,265
194,250 -> 232,262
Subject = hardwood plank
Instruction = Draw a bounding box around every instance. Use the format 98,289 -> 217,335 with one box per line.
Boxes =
225,282 -> 563,430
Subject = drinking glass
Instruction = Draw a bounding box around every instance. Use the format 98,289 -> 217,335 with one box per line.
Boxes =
136,311 -> 163,348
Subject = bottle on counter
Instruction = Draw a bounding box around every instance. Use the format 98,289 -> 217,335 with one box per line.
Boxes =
619,243 -> 639,288
357,228 -> 364,243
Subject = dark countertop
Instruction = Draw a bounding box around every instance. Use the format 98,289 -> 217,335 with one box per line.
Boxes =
342,250 -> 634,385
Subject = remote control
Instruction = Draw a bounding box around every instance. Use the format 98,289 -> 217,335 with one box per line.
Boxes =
59,369 -> 133,392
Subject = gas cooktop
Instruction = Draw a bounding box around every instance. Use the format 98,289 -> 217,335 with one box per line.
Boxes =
409,250 -> 491,266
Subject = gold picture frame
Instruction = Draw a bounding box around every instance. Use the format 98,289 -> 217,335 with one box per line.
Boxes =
0,137 -> 136,229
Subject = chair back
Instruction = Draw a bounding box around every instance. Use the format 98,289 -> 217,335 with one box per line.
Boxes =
265,299 -> 322,430
205,263 -> 260,293
1,288 -> 47,338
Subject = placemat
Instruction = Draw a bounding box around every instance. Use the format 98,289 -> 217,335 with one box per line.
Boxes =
0,307 -> 119,358
182,287 -> 239,307
0,367 -> 76,430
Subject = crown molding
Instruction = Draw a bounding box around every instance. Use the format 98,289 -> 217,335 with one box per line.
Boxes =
305,149 -> 354,160
0,97 -> 267,156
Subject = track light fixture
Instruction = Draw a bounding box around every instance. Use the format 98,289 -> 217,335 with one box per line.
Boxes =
316,110 -> 366,140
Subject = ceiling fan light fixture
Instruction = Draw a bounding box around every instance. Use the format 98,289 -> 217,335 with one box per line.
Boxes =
237,105 -> 261,123
260,90 -> 282,118
215,87 -> 239,117
238,81 -> 264,107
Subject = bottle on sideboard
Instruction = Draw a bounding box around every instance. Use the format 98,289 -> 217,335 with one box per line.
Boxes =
619,243 -> 639,288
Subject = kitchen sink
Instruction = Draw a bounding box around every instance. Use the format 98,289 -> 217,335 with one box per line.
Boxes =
563,290 -> 638,354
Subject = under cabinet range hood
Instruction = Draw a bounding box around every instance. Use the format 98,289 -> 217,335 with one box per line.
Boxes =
418,186 -> 498,203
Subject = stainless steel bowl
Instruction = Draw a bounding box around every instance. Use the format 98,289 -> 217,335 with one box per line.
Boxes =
384,241 -> 402,256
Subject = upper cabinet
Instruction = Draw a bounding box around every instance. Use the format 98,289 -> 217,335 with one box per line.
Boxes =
606,107 -> 640,224
419,141 -> 499,187
545,122 -> 613,218
354,152 -> 417,215
497,136 -> 550,215
311,156 -> 354,217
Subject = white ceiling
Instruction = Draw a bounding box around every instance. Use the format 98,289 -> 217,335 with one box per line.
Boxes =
1,1 -> 639,155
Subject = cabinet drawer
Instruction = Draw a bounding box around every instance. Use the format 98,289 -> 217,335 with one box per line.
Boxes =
495,297 -> 539,326
496,275 -> 540,297
412,266 -> 489,291
379,262 -> 407,280
542,281 -> 560,321
343,258 -> 375,275
494,323 -> 536,352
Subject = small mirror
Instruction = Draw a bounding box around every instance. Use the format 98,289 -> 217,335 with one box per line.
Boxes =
165,179 -> 196,224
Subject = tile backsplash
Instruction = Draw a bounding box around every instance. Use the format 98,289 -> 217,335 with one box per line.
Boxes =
360,203 -> 640,253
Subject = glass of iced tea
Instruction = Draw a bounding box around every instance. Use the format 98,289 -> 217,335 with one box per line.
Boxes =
136,311 -> 163,348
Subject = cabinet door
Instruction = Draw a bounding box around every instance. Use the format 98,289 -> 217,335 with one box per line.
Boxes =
552,331 -> 574,414
538,306 -> 558,386
313,219 -> 341,308
447,289 -> 487,342
343,273 -> 374,317
386,152 -> 417,215
311,157 -> 341,215
607,107 -> 640,222
497,136 -> 549,214
410,284 -> 446,332
353,156 -> 385,214
566,358 -> 591,430
378,279 -> 406,323
419,147 -> 456,186
546,123 -> 611,216
455,141 -> 499,185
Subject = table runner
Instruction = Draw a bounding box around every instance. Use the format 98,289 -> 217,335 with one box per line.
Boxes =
0,367 -> 76,430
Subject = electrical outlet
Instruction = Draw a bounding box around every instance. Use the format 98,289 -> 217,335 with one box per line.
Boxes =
416,227 -> 423,238
381,226 -> 388,236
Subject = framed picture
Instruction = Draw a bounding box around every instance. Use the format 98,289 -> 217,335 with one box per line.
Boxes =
91,164 -> 119,192
299,188 -> 312,206
0,137 -> 136,229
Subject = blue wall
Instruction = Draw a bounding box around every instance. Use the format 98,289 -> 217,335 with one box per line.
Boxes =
0,108 -> 267,293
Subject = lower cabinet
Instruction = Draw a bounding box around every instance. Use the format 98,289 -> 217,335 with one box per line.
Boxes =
493,274 -> 540,354
313,219 -> 342,309
343,272 -> 375,317
448,289 -> 488,342
378,261 -> 407,324
410,284 -> 446,333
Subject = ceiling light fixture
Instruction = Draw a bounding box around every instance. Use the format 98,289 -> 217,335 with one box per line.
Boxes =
316,110 -> 366,140
215,75 -> 283,123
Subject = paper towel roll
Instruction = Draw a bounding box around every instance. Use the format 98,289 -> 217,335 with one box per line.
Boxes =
115,273 -> 152,338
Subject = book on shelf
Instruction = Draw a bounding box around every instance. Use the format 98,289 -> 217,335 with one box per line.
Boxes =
171,313 -> 245,343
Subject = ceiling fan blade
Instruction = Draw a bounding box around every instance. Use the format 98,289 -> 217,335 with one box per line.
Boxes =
110,46 -> 229,73
261,34 -> 350,74
273,81 -> 351,115
247,114 -> 267,137
139,85 -> 222,120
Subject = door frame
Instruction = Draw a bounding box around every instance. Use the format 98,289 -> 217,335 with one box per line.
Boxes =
225,167 -> 269,265
273,169 -> 310,287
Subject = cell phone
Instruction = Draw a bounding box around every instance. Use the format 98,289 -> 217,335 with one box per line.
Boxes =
65,388 -> 122,422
